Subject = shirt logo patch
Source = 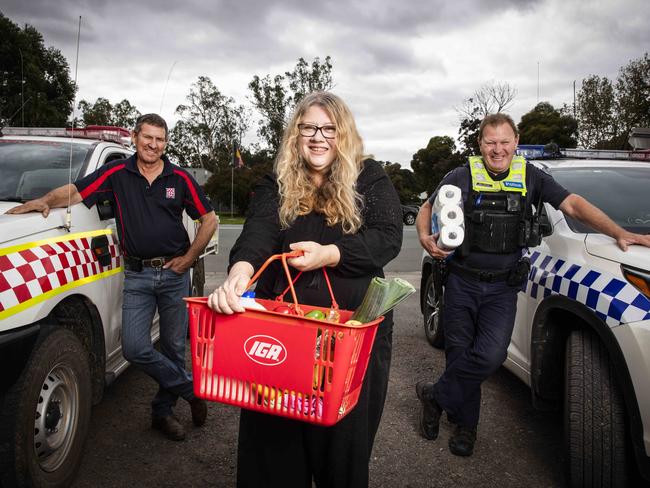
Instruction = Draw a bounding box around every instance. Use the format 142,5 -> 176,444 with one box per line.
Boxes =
165,187 -> 176,199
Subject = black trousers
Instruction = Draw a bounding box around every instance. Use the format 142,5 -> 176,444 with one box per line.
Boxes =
433,272 -> 519,428
236,318 -> 393,488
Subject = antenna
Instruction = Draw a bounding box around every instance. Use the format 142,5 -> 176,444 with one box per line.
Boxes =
159,61 -> 177,113
64,16 -> 82,231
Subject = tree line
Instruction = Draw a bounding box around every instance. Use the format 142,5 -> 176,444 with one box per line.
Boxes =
1,12 -> 649,210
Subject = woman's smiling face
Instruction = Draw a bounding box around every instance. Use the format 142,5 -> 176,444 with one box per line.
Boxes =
299,104 -> 338,181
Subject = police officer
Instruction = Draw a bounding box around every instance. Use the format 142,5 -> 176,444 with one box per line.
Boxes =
7,114 -> 217,441
415,113 -> 650,457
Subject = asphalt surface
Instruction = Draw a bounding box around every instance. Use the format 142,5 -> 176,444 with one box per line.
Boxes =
71,226 -> 570,487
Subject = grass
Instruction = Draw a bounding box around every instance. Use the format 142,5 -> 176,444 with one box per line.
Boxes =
217,214 -> 245,225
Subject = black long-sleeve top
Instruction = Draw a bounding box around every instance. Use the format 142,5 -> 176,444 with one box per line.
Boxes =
229,159 -> 403,313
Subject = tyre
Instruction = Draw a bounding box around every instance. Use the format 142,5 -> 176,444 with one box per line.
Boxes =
423,271 -> 445,349
403,212 -> 416,226
0,327 -> 92,488
191,258 -> 205,297
564,328 -> 627,488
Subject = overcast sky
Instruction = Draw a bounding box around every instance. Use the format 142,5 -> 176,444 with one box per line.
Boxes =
2,0 -> 649,166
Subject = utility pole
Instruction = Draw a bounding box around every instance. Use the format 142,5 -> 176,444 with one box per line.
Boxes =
573,80 -> 576,118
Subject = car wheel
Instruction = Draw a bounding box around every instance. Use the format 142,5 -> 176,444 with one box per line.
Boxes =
423,272 -> 445,349
0,327 -> 91,488
404,213 -> 416,226
191,258 -> 205,297
564,328 -> 627,488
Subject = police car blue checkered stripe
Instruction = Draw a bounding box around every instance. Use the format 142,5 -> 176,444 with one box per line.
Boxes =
527,251 -> 650,327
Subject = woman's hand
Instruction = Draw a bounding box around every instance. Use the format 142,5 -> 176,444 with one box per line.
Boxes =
287,241 -> 340,271
207,261 -> 254,314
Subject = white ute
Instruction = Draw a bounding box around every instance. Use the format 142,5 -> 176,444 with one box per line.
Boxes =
0,127 -> 217,487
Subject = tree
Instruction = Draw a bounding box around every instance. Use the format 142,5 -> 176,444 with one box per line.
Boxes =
576,75 -> 617,148
410,136 -> 464,194
249,56 -> 333,155
381,162 -> 419,203
518,102 -> 577,148
615,53 -> 650,146
77,97 -> 141,128
204,148 -> 274,215
167,76 -> 249,173
0,13 -> 75,127
456,81 -> 517,155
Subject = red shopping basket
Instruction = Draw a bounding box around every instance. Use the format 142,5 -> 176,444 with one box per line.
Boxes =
186,252 -> 383,426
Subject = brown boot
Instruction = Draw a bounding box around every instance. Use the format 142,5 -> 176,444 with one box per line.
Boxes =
189,398 -> 207,426
152,415 -> 185,441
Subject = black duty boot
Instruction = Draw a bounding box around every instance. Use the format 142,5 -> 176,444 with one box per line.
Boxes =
415,381 -> 443,440
449,425 -> 477,456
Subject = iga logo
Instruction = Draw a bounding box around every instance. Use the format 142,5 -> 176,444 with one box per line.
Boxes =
244,335 -> 287,366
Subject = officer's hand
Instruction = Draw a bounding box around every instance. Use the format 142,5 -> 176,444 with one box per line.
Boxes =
207,262 -> 253,314
287,241 -> 339,271
163,255 -> 193,274
5,198 -> 51,217
421,233 -> 452,260
616,231 -> 650,251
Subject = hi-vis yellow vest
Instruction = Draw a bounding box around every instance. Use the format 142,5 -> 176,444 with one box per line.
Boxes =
468,156 -> 527,196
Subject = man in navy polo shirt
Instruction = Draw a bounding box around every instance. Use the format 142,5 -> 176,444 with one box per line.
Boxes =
8,114 -> 218,441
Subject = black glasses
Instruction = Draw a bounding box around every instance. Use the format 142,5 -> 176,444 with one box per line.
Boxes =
298,124 -> 337,139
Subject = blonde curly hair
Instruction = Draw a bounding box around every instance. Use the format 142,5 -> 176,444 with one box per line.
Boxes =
275,91 -> 365,233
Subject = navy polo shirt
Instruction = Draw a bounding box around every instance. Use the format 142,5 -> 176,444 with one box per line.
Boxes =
74,154 -> 213,258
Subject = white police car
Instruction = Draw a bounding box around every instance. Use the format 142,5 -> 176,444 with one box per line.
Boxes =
421,156 -> 650,487
0,127 -> 216,487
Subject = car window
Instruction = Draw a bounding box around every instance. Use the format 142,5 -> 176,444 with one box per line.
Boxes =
0,140 -> 92,201
103,152 -> 128,165
550,167 -> 650,234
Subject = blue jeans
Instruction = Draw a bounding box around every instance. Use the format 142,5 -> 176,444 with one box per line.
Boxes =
121,267 -> 194,418
433,271 -> 519,429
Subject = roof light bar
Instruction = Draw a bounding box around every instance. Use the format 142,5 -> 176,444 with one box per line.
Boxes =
1,126 -> 131,146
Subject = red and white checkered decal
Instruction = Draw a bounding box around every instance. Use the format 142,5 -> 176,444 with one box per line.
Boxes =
0,233 -> 121,315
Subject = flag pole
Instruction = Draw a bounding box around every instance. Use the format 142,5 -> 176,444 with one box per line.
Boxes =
230,165 -> 234,218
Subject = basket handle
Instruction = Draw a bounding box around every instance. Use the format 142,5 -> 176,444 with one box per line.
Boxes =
245,251 -> 339,316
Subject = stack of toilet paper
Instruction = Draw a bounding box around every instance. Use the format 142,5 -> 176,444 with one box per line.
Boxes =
431,184 -> 464,250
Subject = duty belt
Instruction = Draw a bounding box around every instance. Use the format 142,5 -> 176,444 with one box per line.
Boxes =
448,260 -> 510,283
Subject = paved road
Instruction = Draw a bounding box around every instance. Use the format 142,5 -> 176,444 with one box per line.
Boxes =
72,225 -> 570,487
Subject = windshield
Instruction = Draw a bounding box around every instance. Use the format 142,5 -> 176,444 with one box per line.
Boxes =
0,140 -> 92,201
550,166 -> 650,234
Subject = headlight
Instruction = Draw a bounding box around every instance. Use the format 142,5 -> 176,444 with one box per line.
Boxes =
621,264 -> 650,299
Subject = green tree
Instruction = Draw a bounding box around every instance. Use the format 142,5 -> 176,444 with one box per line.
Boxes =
77,97 -> 141,128
576,75 -> 617,148
167,76 -> 249,173
381,161 -> 419,203
0,13 -> 75,127
249,56 -> 333,155
410,136 -> 464,194
457,82 -> 517,156
615,53 -> 650,147
518,102 -> 577,148
204,148 -> 274,215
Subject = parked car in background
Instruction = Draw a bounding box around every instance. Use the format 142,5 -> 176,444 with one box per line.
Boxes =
420,155 -> 650,487
401,204 -> 419,225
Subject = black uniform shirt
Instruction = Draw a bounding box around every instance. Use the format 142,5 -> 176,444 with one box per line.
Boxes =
429,161 -> 570,270
74,154 -> 213,258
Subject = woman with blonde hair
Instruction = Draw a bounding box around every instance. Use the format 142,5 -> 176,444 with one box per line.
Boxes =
208,91 -> 402,487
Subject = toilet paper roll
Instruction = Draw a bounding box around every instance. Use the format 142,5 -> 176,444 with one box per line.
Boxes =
438,225 -> 465,250
433,184 -> 462,213
432,204 -> 464,234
